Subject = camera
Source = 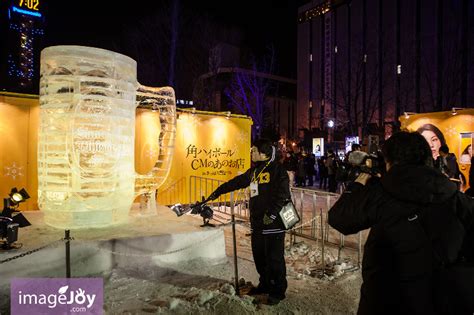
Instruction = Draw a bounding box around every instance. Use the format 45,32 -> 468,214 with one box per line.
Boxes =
171,197 -> 215,227
345,151 -> 384,181
358,154 -> 383,176
171,202 -> 213,219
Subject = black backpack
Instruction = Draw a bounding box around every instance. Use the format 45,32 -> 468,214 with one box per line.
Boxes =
416,203 -> 474,314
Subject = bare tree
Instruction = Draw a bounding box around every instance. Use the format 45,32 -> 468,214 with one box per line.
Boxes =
331,31 -> 394,138
168,0 -> 180,87
117,1 -> 218,98
419,1 -> 474,111
224,47 -> 276,138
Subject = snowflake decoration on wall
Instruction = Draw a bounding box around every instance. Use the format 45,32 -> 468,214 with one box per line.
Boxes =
191,116 -> 203,128
444,125 -> 458,137
146,146 -> 158,160
236,130 -> 248,143
4,162 -> 24,180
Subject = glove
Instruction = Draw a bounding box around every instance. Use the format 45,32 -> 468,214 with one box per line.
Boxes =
263,214 -> 275,225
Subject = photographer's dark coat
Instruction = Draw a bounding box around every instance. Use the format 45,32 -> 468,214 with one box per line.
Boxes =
329,164 -> 474,315
213,160 -> 290,233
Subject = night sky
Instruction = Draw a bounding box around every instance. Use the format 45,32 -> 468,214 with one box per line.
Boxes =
43,0 -> 308,80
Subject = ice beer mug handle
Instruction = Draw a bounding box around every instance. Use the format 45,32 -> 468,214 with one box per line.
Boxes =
134,85 -> 177,203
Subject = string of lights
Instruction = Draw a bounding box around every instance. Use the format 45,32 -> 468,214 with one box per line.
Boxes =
4,2 -> 45,90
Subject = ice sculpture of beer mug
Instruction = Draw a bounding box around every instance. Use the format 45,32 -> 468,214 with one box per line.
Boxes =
38,46 -> 176,229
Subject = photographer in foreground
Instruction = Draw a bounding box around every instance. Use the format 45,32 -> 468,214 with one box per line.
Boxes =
207,138 -> 290,305
328,131 -> 474,315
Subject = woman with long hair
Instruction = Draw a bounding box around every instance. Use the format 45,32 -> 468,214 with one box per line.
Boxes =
417,124 -> 446,160
460,144 -> 472,164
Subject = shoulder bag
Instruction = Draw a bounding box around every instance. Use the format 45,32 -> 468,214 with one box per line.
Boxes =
279,199 -> 300,230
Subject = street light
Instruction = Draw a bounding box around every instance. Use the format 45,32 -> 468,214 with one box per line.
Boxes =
327,119 -> 335,145
451,107 -> 465,116
403,112 -> 417,119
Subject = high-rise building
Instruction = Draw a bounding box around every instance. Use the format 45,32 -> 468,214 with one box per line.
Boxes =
0,0 -> 45,94
297,0 -> 473,142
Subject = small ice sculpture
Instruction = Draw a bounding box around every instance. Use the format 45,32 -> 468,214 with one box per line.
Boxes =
38,46 -> 176,229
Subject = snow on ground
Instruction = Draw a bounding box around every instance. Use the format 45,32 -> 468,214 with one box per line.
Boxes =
102,221 -> 362,314
0,203 -> 363,314
101,257 -> 362,314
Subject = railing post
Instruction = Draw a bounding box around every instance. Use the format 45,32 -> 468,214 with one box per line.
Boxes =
199,177 -> 203,201
320,207 -> 325,273
189,176 -> 193,205
325,195 -> 331,241
65,230 -> 71,278
311,194 -> 317,238
289,191 -> 295,246
358,231 -> 362,268
299,190 -> 304,235
338,233 -> 344,262
230,192 -> 239,295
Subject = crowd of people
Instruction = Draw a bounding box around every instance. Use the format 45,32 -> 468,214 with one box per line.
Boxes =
280,124 -> 473,197
281,150 -> 338,192
206,129 -> 473,312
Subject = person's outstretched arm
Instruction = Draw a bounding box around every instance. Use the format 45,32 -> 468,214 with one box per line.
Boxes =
208,168 -> 252,201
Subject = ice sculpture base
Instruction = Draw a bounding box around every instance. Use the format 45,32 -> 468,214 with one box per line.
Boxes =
43,208 -> 130,230
0,204 -> 226,292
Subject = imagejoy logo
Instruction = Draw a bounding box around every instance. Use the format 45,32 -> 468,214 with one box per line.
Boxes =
11,278 -> 103,314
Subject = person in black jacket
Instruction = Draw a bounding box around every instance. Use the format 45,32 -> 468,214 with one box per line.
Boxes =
467,155 -> 474,197
437,144 -> 461,179
328,131 -> 474,315
208,138 -> 290,305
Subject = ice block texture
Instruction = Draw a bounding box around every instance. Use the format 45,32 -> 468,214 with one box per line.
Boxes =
38,46 -> 139,229
135,85 -> 176,195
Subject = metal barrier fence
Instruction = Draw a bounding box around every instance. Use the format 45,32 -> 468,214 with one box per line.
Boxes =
188,175 -> 364,266
288,187 -> 363,266
189,175 -> 250,219
157,177 -> 187,206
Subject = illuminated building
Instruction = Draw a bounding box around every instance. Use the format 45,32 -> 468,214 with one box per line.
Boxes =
297,0 -> 473,143
0,0 -> 45,93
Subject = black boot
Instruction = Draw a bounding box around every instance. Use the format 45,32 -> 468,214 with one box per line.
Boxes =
247,285 -> 269,295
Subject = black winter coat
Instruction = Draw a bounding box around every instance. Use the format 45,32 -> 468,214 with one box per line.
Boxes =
329,164 -> 474,315
214,160 -> 290,233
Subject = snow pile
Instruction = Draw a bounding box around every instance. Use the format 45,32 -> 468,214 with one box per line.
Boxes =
103,260 -> 264,314
102,255 -> 362,314
99,236 -> 362,314
285,240 -> 358,281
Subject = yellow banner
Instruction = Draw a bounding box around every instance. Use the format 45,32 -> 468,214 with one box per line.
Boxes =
156,110 -> 252,205
0,93 -> 39,210
401,109 -> 473,190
